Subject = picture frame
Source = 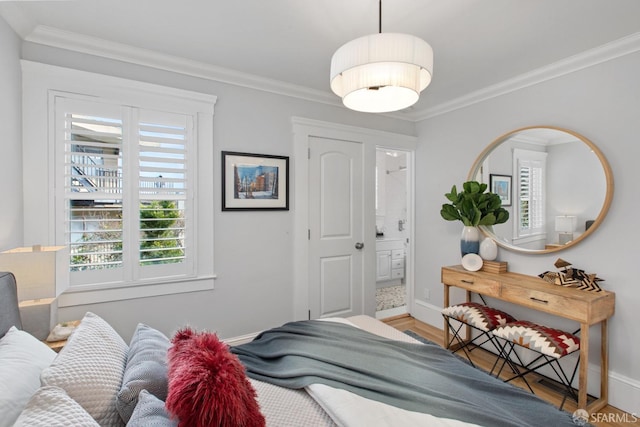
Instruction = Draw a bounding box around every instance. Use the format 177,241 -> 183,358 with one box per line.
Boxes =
222,151 -> 289,211
489,174 -> 512,206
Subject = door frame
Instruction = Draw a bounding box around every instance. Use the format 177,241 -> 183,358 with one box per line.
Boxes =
292,117 -> 416,320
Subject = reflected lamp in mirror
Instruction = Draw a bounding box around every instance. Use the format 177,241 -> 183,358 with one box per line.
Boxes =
555,215 -> 577,245
0,245 -> 69,339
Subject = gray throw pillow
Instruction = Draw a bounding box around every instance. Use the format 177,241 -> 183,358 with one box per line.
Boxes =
127,389 -> 177,427
116,323 -> 170,423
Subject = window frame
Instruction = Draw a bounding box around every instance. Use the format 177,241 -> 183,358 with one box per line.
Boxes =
22,61 -> 216,306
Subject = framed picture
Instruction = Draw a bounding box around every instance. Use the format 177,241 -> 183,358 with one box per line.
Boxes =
489,174 -> 512,206
222,151 -> 289,211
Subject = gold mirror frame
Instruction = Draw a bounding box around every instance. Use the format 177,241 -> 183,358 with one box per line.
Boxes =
468,126 -> 614,254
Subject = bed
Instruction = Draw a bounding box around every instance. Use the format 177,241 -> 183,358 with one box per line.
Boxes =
0,272 -> 581,427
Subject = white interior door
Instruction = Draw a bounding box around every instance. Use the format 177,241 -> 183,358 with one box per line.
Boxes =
308,136 -> 364,318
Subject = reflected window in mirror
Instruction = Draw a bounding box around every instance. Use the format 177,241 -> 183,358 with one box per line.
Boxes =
514,149 -> 547,248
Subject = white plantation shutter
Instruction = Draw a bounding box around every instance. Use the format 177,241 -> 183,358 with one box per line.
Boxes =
137,111 -> 192,271
55,96 -> 194,286
57,99 -> 124,282
514,149 -> 547,239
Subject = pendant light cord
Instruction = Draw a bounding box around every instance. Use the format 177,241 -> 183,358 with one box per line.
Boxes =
379,0 -> 382,33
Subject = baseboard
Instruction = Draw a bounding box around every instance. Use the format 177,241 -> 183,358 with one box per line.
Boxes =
608,371 -> 640,416
411,300 -> 640,416
412,298 -> 445,327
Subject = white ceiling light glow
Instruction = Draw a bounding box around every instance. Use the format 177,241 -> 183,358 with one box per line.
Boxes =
330,1 -> 433,113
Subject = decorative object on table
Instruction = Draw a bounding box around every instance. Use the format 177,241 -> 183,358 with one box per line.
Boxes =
0,245 -> 69,340
461,253 -> 483,272
479,237 -> 498,260
538,258 -> 604,292
221,151 -> 289,211
480,260 -> 508,274
555,215 -> 577,244
460,226 -> 481,256
46,322 -> 78,342
440,181 -> 509,256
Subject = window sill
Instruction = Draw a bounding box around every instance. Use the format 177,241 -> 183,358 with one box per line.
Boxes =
57,274 -> 217,307
512,233 -> 547,245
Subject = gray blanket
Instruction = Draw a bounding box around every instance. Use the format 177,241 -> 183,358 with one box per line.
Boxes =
231,320 -> 579,427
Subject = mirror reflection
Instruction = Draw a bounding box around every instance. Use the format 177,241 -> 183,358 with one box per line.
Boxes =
469,126 -> 613,253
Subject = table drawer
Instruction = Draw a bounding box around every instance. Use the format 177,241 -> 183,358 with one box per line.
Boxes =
442,270 -> 500,296
500,286 -> 588,321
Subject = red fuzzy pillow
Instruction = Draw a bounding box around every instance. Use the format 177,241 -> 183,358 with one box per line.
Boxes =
166,328 -> 265,427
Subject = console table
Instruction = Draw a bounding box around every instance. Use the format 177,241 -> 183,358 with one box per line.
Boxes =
441,265 -> 615,412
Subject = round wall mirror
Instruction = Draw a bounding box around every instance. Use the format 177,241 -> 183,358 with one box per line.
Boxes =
468,126 -> 614,254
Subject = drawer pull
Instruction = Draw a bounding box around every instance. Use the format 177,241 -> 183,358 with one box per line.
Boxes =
530,297 -> 549,304
461,280 -> 474,285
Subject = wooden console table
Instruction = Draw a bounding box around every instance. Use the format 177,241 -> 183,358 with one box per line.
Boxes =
442,265 -> 615,412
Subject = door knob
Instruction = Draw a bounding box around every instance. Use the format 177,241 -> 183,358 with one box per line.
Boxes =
355,242 -> 364,250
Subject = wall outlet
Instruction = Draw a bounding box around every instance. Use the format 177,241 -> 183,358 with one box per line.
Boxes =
423,289 -> 430,300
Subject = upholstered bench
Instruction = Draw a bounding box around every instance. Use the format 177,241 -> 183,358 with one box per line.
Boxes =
491,320 -> 581,409
441,302 -> 516,372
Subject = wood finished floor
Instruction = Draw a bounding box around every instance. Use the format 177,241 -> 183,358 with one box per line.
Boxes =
382,314 -> 633,427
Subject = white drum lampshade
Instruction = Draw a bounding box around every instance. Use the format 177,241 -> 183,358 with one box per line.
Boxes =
555,216 -> 577,244
0,245 -> 69,340
330,33 -> 433,113
0,245 -> 69,301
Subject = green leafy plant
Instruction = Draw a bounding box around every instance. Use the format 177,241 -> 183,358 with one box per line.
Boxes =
440,181 -> 509,226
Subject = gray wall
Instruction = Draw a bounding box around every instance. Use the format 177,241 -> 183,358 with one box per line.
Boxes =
0,16 -> 415,342
2,14 -> 638,413
414,50 -> 640,412
0,17 -> 22,249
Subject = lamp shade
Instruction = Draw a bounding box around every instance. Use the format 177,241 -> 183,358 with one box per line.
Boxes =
330,33 -> 433,113
555,216 -> 577,233
0,246 -> 69,301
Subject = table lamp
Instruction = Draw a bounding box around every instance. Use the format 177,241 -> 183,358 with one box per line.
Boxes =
0,245 -> 69,339
555,216 -> 577,245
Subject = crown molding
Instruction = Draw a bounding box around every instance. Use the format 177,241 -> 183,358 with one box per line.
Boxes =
413,32 -> 640,121
16,24 -> 640,123
24,25 -> 340,107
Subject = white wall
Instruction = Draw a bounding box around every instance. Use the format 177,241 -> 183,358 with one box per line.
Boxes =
0,17 -> 23,248
0,33 -> 415,342
413,51 -> 640,413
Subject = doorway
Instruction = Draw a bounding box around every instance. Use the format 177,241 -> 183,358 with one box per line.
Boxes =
291,117 -> 416,322
374,148 -> 411,319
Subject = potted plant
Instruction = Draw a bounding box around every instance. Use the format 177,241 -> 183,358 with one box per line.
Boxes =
440,181 -> 509,256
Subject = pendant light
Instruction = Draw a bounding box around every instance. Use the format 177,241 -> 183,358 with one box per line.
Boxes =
330,0 -> 433,113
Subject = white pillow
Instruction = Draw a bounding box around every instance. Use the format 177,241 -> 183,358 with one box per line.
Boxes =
14,386 -> 100,427
40,312 -> 129,427
0,326 -> 57,427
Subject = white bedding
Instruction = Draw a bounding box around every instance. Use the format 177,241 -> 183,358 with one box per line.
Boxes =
307,383 -> 482,427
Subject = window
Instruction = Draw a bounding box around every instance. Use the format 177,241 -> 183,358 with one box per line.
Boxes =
22,61 -> 215,302
513,149 -> 547,240
55,97 -> 193,285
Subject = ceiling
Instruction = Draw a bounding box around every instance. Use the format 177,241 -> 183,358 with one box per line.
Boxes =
2,0 -> 640,118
